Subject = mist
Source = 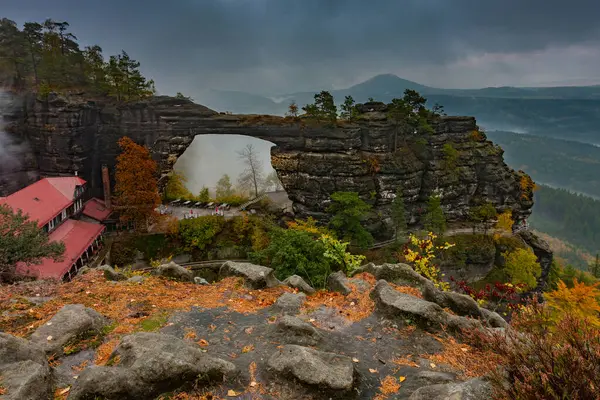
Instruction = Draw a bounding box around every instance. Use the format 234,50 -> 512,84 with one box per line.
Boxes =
173,134 -> 276,195
0,91 -> 27,176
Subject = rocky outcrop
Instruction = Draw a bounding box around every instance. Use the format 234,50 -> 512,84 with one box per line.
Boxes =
68,332 -> 237,400
0,333 -> 52,400
267,345 -> 355,391
2,93 -> 532,236
218,261 -> 279,288
29,304 -> 109,356
518,230 -> 554,292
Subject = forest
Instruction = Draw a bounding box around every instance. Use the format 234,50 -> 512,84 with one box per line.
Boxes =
530,185 -> 600,257
0,18 -> 154,101
486,130 -> 600,198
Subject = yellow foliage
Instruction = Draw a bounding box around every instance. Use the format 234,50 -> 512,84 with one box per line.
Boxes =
496,210 -> 514,233
286,217 -> 328,235
545,279 -> 600,327
403,233 -> 453,291
519,174 -> 537,200
503,248 -> 541,290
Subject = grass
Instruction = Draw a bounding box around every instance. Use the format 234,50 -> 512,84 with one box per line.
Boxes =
138,312 -> 170,332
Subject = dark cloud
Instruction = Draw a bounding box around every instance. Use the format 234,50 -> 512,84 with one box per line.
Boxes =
3,0 -> 600,94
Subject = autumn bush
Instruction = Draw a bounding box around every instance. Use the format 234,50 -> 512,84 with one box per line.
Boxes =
178,216 -> 227,251
466,300 -> 600,400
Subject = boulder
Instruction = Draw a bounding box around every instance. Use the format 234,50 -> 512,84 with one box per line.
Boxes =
127,275 -> 146,284
371,280 -> 482,332
218,261 -> 279,289
356,263 -> 429,287
29,304 -> 108,355
98,265 -> 127,281
480,308 -> 508,328
326,271 -> 352,295
274,292 -> 307,314
275,316 -> 322,346
153,261 -> 193,282
283,275 -> 315,294
0,360 -> 51,400
415,370 -> 457,385
422,282 -> 483,319
193,277 -> 209,285
68,332 -> 237,400
268,345 -> 354,391
0,333 -> 51,400
409,377 -> 493,400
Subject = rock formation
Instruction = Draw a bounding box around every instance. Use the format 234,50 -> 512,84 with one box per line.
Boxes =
2,93 -> 533,236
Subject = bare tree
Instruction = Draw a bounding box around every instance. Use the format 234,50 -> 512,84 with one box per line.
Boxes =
237,144 -> 264,197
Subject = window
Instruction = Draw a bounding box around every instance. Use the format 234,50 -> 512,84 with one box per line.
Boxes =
48,219 -> 55,231
61,209 -> 67,220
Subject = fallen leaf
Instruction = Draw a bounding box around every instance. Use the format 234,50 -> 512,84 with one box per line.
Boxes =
352,358 -> 359,363
209,324 -> 217,331
250,381 -> 257,387
309,318 -> 316,322
227,389 -> 237,396
47,335 -> 53,341
244,326 -> 254,334
242,344 -> 255,353
430,362 -> 437,369
399,376 -> 406,382
369,368 -> 378,373
198,339 -> 209,347
461,347 -> 469,352
59,387 -> 70,395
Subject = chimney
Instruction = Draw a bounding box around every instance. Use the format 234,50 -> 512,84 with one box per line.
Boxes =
102,165 -> 112,209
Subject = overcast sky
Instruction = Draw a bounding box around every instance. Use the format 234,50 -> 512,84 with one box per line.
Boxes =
4,0 -> 600,96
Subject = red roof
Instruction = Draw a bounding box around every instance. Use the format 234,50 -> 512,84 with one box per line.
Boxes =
16,219 -> 105,280
0,177 -> 86,227
82,198 -> 113,221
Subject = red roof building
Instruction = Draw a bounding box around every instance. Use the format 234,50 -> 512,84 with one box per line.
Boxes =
16,219 -> 105,280
82,198 -> 113,222
1,176 -> 107,281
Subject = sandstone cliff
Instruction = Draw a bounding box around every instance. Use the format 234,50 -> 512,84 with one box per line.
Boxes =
1,93 -> 532,237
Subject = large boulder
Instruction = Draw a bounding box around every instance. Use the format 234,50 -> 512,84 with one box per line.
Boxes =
422,282 -> 483,319
409,377 -> 493,400
356,263 -> 429,287
480,308 -> 508,328
275,316 -> 322,346
218,261 -> 279,289
371,280 -> 482,332
273,292 -> 306,314
267,345 -> 354,391
0,333 -> 51,400
326,271 -> 352,295
97,265 -> 126,281
283,275 -> 315,294
29,304 -> 108,356
68,332 -> 236,400
153,261 -> 193,282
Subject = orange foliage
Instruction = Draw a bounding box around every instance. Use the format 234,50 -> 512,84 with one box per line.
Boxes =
469,129 -> 485,141
392,354 -> 419,368
545,279 -> 600,327
374,375 -> 402,400
114,137 -> 161,228
391,283 -> 423,299
519,174 -> 537,200
421,335 -> 499,379
301,273 -> 376,325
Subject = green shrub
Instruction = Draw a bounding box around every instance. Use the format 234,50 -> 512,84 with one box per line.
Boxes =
110,241 -> 137,267
250,228 -> 331,288
178,216 -> 226,251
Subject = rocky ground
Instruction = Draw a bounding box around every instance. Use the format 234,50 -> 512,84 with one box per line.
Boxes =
0,261 -> 502,400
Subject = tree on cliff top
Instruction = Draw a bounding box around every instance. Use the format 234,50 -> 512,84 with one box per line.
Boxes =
302,90 -> 337,123
164,170 -> 192,201
0,204 -> 65,280
114,137 -> 160,231
327,192 -> 373,249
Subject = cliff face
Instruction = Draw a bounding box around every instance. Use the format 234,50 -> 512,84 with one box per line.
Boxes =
2,93 -> 533,237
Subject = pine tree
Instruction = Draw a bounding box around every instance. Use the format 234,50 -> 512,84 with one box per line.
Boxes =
391,186 -> 407,239
423,195 -> 446,235
340,95 -> 356,121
